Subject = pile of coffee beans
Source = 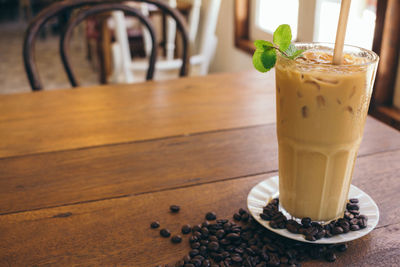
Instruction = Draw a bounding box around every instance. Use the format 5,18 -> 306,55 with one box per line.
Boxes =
260,198 -> 368,241
153,205 -> 351,266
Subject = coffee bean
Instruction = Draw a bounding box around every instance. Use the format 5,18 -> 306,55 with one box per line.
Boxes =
189,249 -> 199,257
171,235 -> 182,243
241,213 -> 250,222
349,198 -> 359,203
205,212 -> 217,221
160,228 -> 171,237
325,251 -> 337,262
347,203 -> 359,211
182,225 -> 192,234
301,217 -> 311,227
201,260 -> 210,267
358,218 -> 367,229
305,235 -> 316,241
259,213 -> 270,221
175,260 -> 185,267
337,243 -> 348,252
208,241 -> 219,251
332,226 -> 344,235
191,259 -> 201,267
170,205 -> 180,213
191,242 -> 200,249
350,224 -> 360,231
349,209 -> 360,215
231,255 -> 242,263
226,233 -> 240,241
151,221 -> 160,229
201,227 -> 209,237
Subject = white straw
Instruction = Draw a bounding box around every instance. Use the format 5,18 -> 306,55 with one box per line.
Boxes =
333,0 -> 352,65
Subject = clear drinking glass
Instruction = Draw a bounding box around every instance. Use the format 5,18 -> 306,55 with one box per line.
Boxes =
275,43 -> 379,222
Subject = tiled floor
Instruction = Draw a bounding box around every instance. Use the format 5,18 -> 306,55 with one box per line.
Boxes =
0,21 -> 98,94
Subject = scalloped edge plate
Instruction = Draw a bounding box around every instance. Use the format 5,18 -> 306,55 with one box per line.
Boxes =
247,176 -> 379,244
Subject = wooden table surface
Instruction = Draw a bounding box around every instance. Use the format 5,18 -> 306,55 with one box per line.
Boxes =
0,71 -> 399,266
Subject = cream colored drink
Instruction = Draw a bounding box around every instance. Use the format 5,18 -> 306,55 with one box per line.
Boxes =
276,43 -> 378,221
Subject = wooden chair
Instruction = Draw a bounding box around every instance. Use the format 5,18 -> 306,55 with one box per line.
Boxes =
23,0 -> 189,91
109,0 -> 221,83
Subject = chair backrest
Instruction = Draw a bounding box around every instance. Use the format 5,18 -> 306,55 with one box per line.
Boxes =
23,0 -> 189,91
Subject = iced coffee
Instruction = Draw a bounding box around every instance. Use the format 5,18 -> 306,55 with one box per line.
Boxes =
276,43 -> 378,221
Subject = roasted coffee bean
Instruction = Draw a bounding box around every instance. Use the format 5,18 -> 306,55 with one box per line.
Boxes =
325,251 -> 337,262
269,221 -> 278,229
346,203 -> 360,211
170,205 -> 180,213
349,209 -> 360,215
350,224 -> 360,231
175,260 -> 185,267
337,243 -> 348,252
160,228 -> 171,237
238,208 -> 247,215
332,226 -> 344,235
358,218 -> 367,229
315,230 -> 326,240
301,217 -> 312,227
183,255 -> 191,263
189,249 -> 199,257
226,233 -> 240,241
171,235 -> 182,243
305,235 -> 316,241
151,221 -> 160,228
200,227 -> 209,237
241,213 -> 250,222
231,255 -> 242,263
259,213 -> 270,221
205,212 -> 217,221
286,223 -> 299,233
208,241 -> 219,251
216,229 -> 225,239
192,225 -> 202,233
268,253 -> 280,266
349,198 -> 359,203
201,260 -> 210,267
191,242 -> 200,249
182,225 -> 192,234
191,259 -> 201,267
344,211 -> 354,220
233,213 -> 242,221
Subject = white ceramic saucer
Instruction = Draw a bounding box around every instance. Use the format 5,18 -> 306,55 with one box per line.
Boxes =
247,176 -> 379,244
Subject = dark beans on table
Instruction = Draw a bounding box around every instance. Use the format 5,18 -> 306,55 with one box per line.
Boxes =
182,224 -> 192,234
155,201 -> 361,266
170,205 -> 180,213
171,235 -> 182,244
205,212 -> 217,221
150,221 -> 160,229
160,228 -> 171,238
259,197 -> 368,242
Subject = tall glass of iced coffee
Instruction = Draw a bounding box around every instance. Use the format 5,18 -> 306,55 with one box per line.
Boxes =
276,43 -> 378,221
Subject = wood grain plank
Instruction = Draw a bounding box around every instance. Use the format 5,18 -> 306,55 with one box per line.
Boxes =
1,155 -> 399,266
1,117 -> 399,215
0,71 -> 275,158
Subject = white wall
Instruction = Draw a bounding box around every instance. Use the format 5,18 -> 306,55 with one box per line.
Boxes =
208,0 -> 253,73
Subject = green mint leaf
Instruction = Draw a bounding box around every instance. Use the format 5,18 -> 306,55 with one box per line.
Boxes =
273,24 -> 292,51
291,49 -> 304,59
254,40 -> 274,50
253,48 -> 276,73
284,43 -> 304,59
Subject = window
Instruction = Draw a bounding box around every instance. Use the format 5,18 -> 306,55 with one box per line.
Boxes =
247,0 -> 376,49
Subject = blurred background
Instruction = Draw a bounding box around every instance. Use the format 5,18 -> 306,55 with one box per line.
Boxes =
0,0 -> 399,124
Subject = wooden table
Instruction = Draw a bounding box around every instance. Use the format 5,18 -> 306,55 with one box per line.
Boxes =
0,71 -> 399,266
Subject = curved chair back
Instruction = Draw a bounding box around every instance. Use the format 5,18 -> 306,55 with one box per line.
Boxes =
23,0 -> 189,91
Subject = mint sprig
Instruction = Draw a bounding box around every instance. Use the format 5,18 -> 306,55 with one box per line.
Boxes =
253,24 -> 304,73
